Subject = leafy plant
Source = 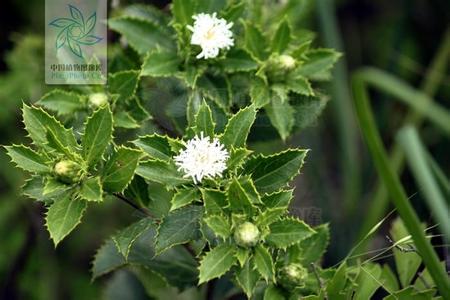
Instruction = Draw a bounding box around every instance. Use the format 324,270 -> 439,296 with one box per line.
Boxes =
4,0 -> 448,299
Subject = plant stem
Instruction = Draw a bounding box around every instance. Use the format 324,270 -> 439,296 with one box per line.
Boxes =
113,193 -> 156,219
397,126 -> 450,241
352,72 -> 450,296
356,28 -> 450,246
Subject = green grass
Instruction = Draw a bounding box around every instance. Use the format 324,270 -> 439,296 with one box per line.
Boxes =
351,69 -> 450,296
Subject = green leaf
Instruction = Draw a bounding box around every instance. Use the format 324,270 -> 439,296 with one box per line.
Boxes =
298,223 -> 330,264
286,75 -> 314,96
22,104 -> 78,151
255,207 -> 286,227
170,188 -> 200,211
198,243 -> 237,284
250,78 -> 271,108
43,177 -> 67,195
236,259 -> 260,298
271,19 -> 291,53
5,145 -> 50,173
38,89 -> 84,115
204,215 -> 231,239
46,193 -> 87,246
227,177 -> 254,213
354,263 -> 383,300
102,147 -> 141,193
201,188 -> 227,214
136,160 -> 190,187
326,262 -> 348,300
108,17 -> 173,55
244,23 -> 268,61
266,217 -> 315,248
254,244 -> 275,282
265,95 -> 294,140
112,218 -> 154,260
264,285 -> 285,300
141,49 -> 181,77
134,134 -> 175,161
113,111 -> 139,129
390,218 -> 422,287
194,100 -> 215,137
261,190 -> 293,208
228,147 -> 252,171
244,149 -> 308,193
235,247 -> 250,267
171,0 -> 194,25
295,48 -> 341,80
147,182 -> 173,218
291,94 -> 328,131
221,105 -> 256,148
155,205 -> 203,254
238,176 -> 262,204
220,49 -> 258,73
79,177 -> 103,202
108,70 -> 140,103
82,105 -> 113,167
46,128 -> 79,160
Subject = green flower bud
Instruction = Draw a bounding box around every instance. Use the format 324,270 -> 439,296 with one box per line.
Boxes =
278,54 -> 296,70
278,263 -> 307,290
54,160 -> 82,184
233,221 -> 260,248
89,92 -> 108,107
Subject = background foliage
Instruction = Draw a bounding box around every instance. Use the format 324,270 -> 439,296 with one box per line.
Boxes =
0,0 -> 449,299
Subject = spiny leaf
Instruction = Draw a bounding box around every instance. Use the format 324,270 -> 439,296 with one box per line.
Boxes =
271,19 -> 291,53
243,22 -> 268,61
79,177 -> 103,202
220,49 -> 258,73
112,217 -> 154,260
255,207 -> 286,227
261,189 -> 294,208
194,100 -> 215,138
244,149 -> 308,193
298,223 -> 330,264
236,259 -> 260,298
221,105 -> 256,148
82,105 -> 113,167
38,89 -> 85,115
5,145 -> 50,173
204,214 -> 231,239
136,159 -> 190,187
141,49 -> 181,77
22,104 -> 78,151
265,94 -> 294,141
266,217 -> 315,248
198,243 -> 237,284
133,134 -> 177,161
227,177 -> 255,214
250,77 -> 271,108
108,70 -> 140,103
227,147 -> 252,171
254,244 -> 275,282
201,188 -> 227,215
102,146 -> 141,193
108,17 -> 173,55
155,205 -> 203,254
46,193 -> 87,246
170,188 -> 200,211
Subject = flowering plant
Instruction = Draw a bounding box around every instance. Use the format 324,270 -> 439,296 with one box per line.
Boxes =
5,0 -> 444,299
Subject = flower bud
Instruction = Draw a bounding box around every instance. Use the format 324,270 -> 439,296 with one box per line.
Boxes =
88,92 -> 108,107
54,160 -> 82,184
278,55 -> 296,70
278,263 -> 307,290
233,222 -> 260,248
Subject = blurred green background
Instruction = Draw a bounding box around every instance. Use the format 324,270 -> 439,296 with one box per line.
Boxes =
0,0 -> 448,299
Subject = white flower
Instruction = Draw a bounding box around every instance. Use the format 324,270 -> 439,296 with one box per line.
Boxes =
174,133 -> 229,183
187,12 -> 234,59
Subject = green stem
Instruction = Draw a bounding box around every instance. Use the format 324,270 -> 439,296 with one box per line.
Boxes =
397,126 -> 450,241
351,72 -> 450,296
356,29 -> 450,244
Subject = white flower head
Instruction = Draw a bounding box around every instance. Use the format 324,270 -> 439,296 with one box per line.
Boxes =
174,132 -> 229,183
187,12 -> 234,59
